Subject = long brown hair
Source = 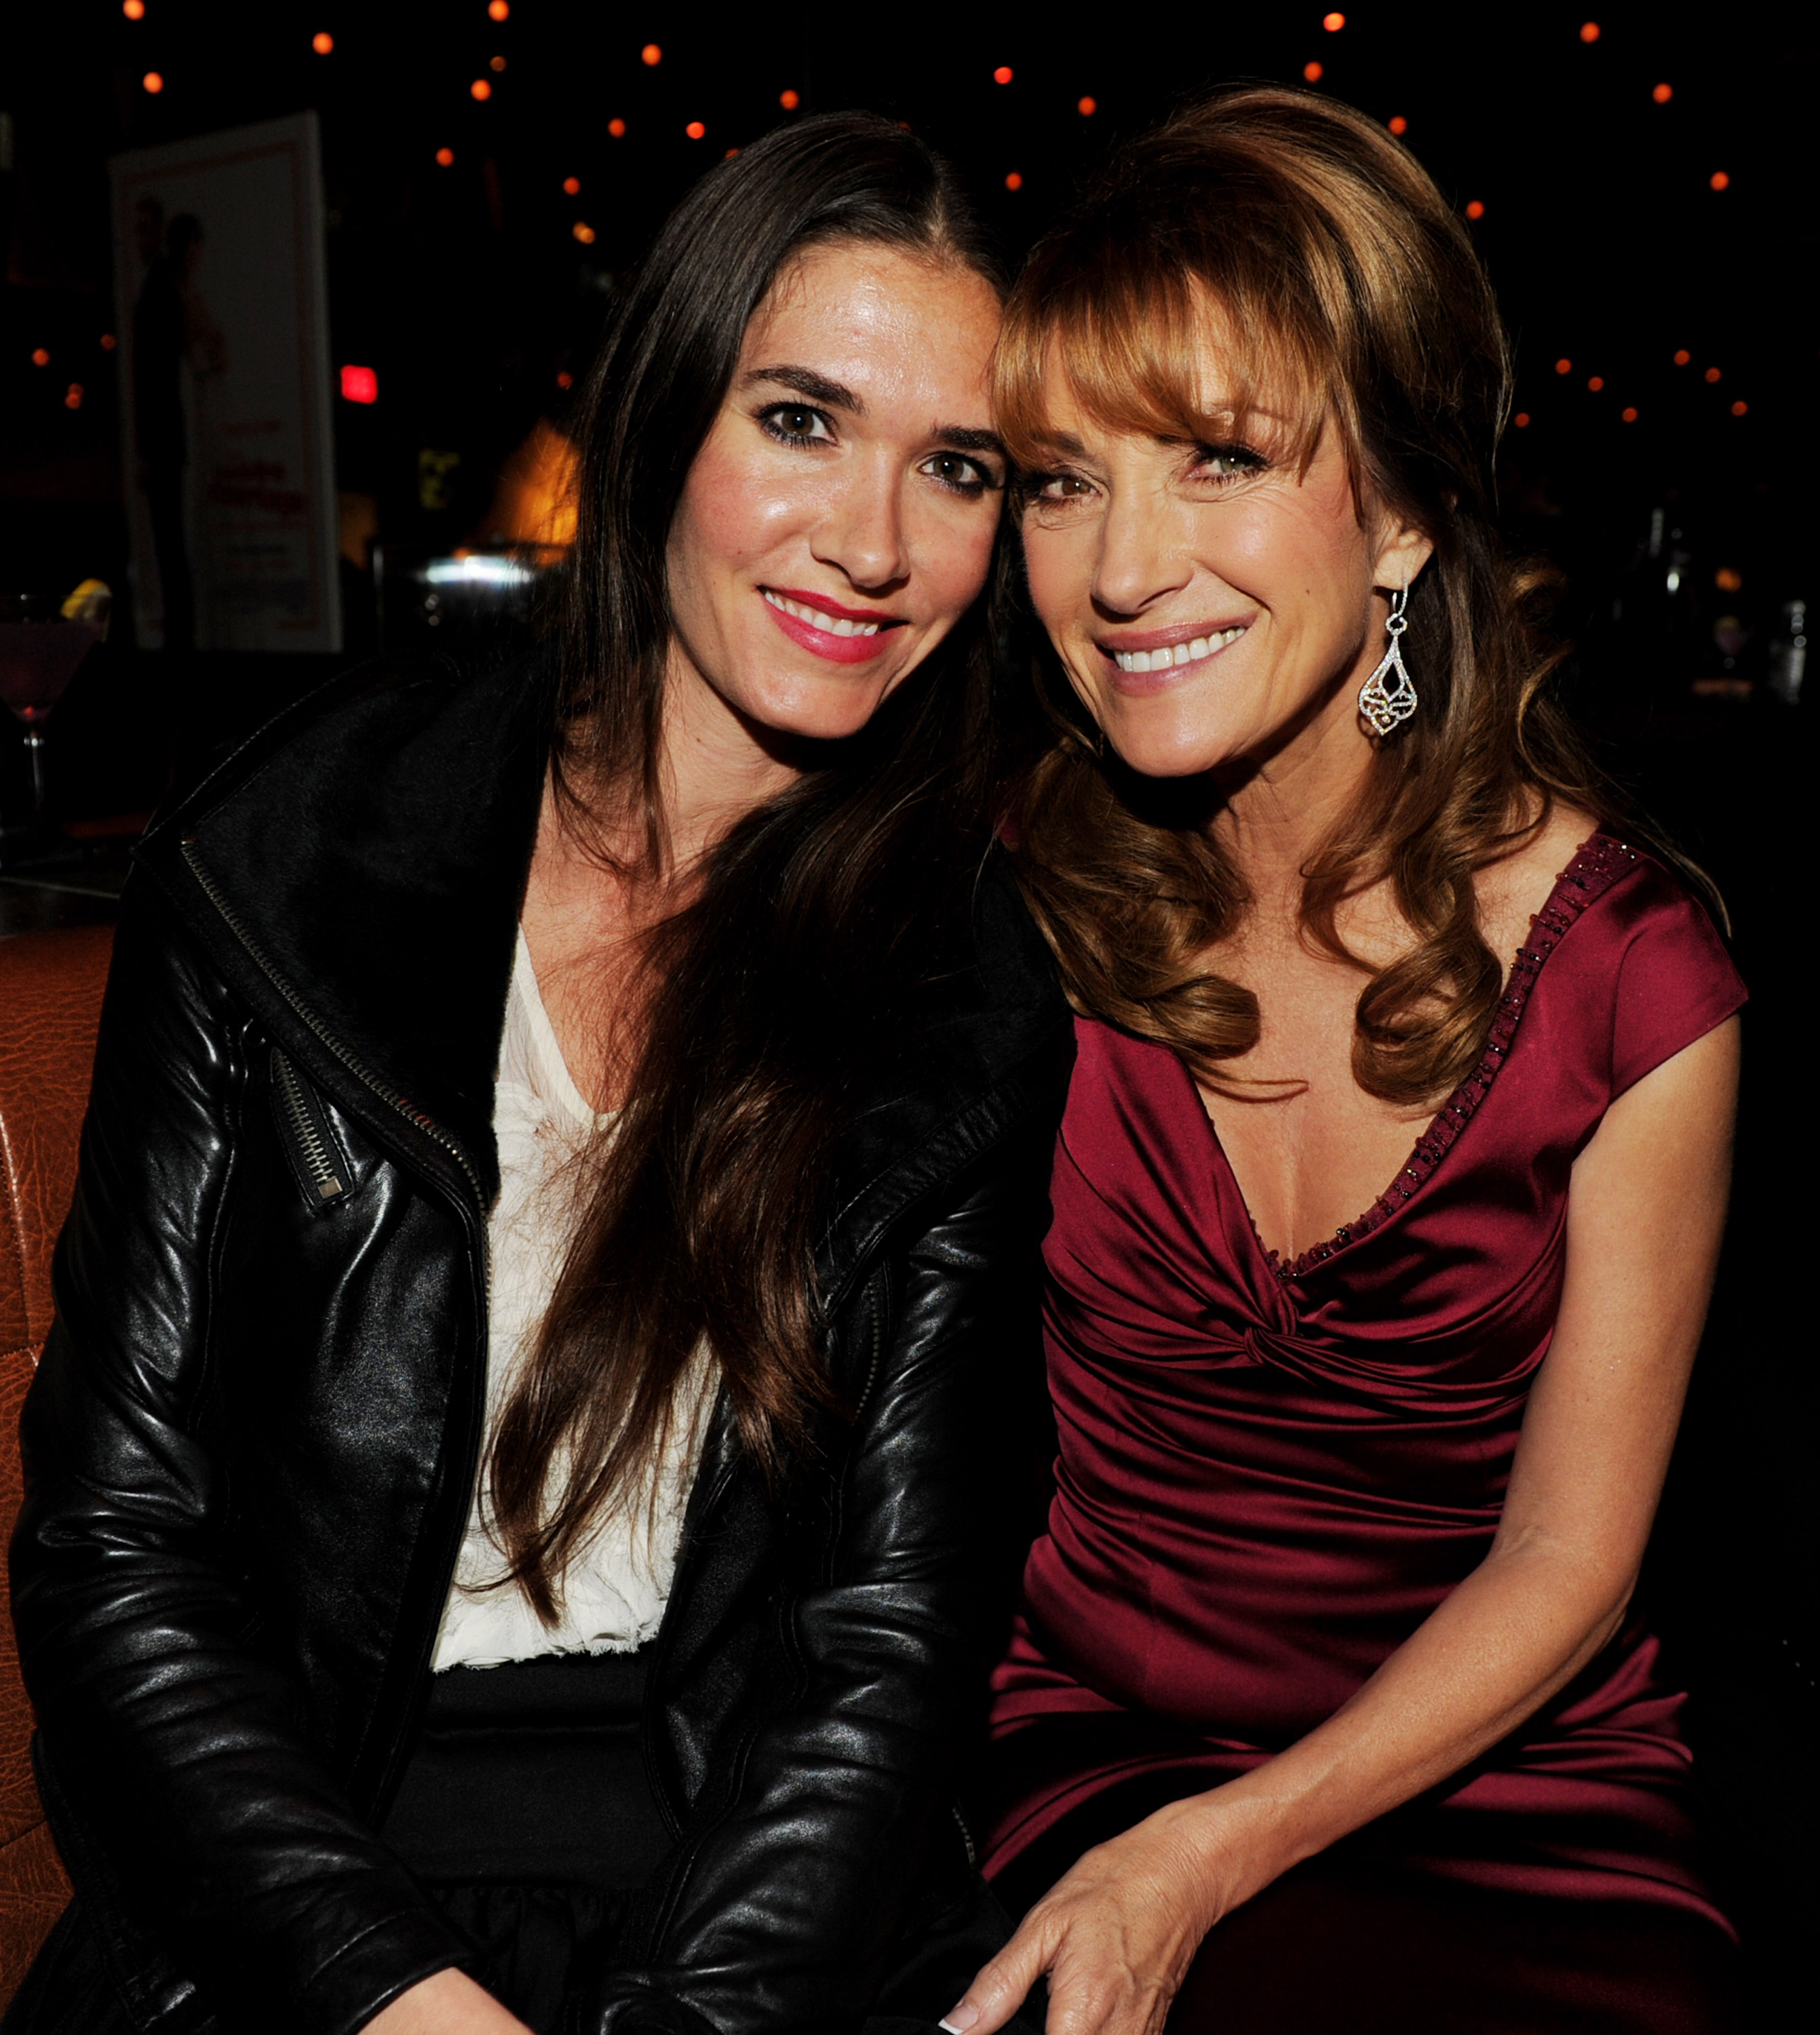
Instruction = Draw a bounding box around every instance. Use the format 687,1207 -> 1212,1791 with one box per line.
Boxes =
487,115 -> 1016,1621
999,87 -> 1672,1106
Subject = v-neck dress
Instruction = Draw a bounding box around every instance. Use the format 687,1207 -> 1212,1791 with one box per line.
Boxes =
982,838 -> 1747,2028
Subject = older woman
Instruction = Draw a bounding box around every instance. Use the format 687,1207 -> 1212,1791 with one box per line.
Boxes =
946,90 -> 1744,2035
9,117 -> 1063,2035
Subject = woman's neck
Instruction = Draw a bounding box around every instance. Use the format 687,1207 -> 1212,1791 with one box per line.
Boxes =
525,651 -> 804,1111
655,642 -> 803,874
1210,684 -> 1377,914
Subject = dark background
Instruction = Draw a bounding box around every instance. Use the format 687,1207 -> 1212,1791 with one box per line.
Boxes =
2,1 -> 1814,2022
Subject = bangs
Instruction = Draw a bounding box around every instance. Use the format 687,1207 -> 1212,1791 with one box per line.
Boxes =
992,225 -> 1355,484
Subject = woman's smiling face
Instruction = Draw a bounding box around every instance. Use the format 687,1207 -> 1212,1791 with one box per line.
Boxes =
1016,341 -> 1431,780
664,239 -> 1007,746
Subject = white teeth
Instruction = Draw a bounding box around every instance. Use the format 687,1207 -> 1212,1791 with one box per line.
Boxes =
1112,623 -> 1245,674
764,589 -> 881,637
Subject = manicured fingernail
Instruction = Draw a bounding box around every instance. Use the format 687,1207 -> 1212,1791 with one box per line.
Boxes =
941,2008 -> 980,2034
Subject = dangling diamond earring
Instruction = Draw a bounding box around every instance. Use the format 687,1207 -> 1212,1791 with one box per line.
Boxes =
1358,585 -> 1418,736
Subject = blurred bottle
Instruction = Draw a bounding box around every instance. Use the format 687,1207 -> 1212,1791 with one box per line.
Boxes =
1766,599 -> 1807,706
1617,504 -> 1701,701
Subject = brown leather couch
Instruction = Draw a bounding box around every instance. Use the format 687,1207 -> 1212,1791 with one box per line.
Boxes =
0,925 -> 114,2005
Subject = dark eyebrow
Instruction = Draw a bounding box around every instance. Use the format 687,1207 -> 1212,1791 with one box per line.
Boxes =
933,425 -> 1006,459
741,364 -> 863,414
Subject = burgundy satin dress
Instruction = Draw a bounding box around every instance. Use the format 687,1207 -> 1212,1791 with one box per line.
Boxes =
983,838 -> 1747,2033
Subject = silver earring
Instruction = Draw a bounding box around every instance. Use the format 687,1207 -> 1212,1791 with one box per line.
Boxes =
1358,586 -> 1418,735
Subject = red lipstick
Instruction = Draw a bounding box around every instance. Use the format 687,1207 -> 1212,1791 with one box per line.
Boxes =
760,586 -> 904,665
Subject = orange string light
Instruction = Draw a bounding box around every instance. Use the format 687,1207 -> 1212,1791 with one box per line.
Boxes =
573,222 -> 596,244
1078,96 -> 1097,116
1673,349 -> 1690,366
562,176 -> 580,195
1579,21 -> 1600,42
1587,376 -> 1604,391
471,79 -> 491,100
608,117 -> 626,137
1554,358 -> 1572,374
1730,400 -> 1748,416
490,55 -> 506,72
1388,115 -> 1408,135
142,71 -> 163,93
641,43 -> 661,65
30,349 -> 49,367
1005,172 -> 1024,191
685,120 -> 705,139
65,385 -> 83,410
1323,12 -> 1345,28
122,0 -> 144,17
489,0 -> 510,18
994,66 -> 1013,84
1465,200 -> 1485,220
1621,407 -> 1638,423
779,90 -> 800,110
312,31 -> 333,54
1513,412 -> 1530,427
435,147 -> 454,166
100,333 -> 117,350
1704,366 -> 1721,383
1709,170 -> 1730,191
1652,83 -> 1672,103
1303,61 -> 1323,82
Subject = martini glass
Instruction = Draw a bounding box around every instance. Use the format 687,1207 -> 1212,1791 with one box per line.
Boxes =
0,594 -> 102,842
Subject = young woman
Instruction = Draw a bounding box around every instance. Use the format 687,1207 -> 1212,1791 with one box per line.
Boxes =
944,90 -> 1745,2035
7,117 -> 1066,2035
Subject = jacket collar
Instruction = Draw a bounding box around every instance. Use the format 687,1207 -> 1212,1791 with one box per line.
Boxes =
138,649 -> 1069,1262
140,652 -> 547,1203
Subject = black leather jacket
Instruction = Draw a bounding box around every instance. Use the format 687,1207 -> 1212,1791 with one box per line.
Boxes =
9,657 -> 1069,2035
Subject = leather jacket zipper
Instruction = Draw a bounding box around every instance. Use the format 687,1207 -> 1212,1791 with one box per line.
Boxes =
853,1263 -> 889,1417
181,838 -> 485,1206
952,1802 -> 977,1867
271,1047 -> 349,1203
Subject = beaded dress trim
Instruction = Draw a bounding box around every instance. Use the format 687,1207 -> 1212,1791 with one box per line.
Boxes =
1273,833 -> 1640,1283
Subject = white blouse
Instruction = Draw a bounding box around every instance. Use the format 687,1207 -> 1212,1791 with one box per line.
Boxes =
431,929 -> 708,1672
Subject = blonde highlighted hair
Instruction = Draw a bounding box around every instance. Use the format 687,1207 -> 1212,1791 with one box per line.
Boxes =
1001,87 -> 1659,1106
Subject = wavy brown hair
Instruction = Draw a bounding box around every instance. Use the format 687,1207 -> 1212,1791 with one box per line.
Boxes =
486,115 -> 1018,1621
1000,87 -> 1666,1106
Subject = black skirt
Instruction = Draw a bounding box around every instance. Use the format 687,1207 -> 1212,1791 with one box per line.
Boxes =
381,1644 -> 674,2034
382,1649 -> 1034,2035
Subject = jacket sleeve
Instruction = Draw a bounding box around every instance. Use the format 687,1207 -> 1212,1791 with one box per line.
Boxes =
588,1101 -> 1060,2035
9,890 -> 467,2035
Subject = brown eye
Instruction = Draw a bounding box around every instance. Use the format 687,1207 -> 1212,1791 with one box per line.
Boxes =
921,452 -> 993,496
758,403 -> 835,447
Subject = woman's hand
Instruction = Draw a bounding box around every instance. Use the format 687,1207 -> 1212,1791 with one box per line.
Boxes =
361,1969 -> 534,2035
944,1794 -> 1269,2035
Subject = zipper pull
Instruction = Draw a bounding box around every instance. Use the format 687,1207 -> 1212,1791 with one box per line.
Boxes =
270,1046 -> 353,1206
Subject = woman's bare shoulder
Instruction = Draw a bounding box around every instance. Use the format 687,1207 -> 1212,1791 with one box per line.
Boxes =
1474,798 -> 1600,964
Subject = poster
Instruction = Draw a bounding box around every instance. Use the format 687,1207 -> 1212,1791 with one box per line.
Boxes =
109,113 -> 341,652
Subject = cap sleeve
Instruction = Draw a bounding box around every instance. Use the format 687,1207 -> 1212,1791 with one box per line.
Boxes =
1609,859 -> 1747,1100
